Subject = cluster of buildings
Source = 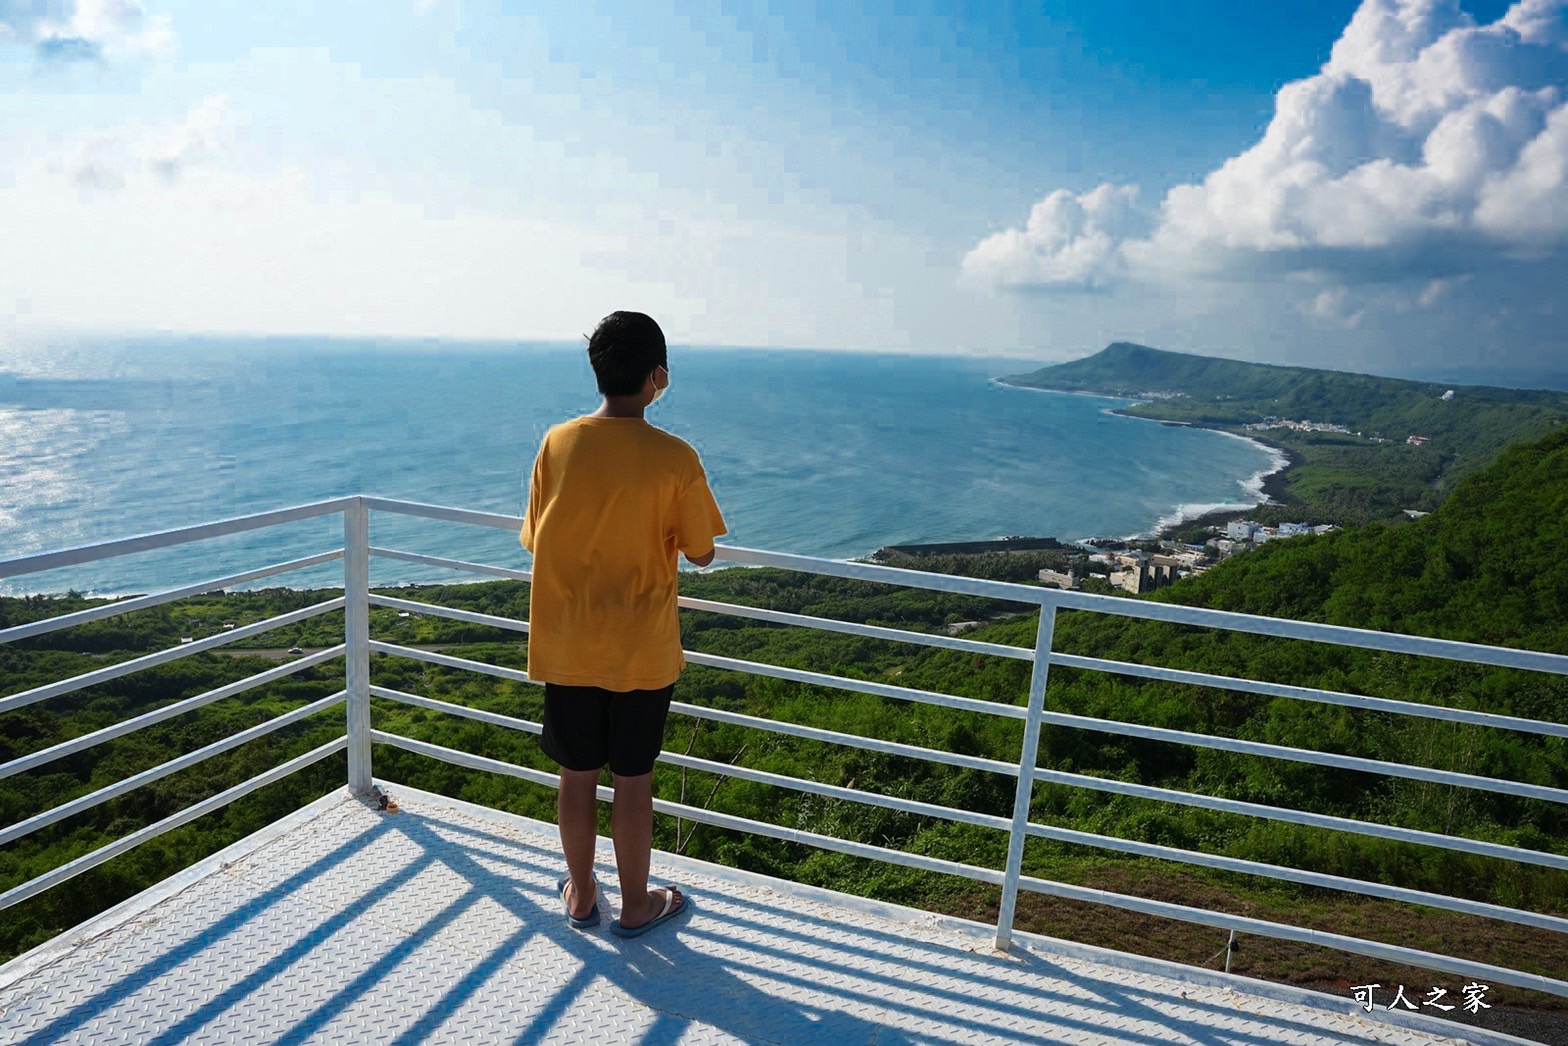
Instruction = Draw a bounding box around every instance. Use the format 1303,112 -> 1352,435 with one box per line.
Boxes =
1215,519 -> 1335,556
1243,417 -> 1352,434
1095,548 -> 1207,594
1034,547 -> 1208,595
1037,518 -> 1337,594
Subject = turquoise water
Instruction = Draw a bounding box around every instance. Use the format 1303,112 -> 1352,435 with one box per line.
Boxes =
0,336 -> 1281,595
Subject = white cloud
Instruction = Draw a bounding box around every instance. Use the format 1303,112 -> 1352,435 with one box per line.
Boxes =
141,95 -> 234,182
1305,287 -> 1368,328
40,94 -> 235,191
967,0 -> 1568,293
0,0 -> 173,62
47,130 -> 126,190
960,184 -> 1146,291
1418,273 -> 1470,305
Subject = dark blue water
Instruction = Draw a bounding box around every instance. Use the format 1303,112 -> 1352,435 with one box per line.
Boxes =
0,336 -> 1280,595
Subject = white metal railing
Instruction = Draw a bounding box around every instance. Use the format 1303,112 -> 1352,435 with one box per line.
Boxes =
2,495 -> 1566,1000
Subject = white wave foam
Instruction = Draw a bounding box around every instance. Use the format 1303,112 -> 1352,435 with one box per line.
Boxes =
1127,500 -> 1258,541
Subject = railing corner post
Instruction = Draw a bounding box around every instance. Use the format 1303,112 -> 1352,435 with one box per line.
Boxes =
344,497 -> 372,794
996,598 -> 1057,951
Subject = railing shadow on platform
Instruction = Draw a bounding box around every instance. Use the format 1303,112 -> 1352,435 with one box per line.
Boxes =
8,786 -> 1392,1045
3,494 -> 1567,1013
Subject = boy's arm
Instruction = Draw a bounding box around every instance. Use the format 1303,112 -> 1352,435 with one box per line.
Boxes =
674,463 -> 726,569
521,448 -> 546,553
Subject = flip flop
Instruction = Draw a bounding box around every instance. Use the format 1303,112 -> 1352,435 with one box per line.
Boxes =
558,877 -> 600,929
610,885 -> 689,939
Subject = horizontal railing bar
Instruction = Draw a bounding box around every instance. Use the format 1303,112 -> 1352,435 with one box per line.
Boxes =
713,545 -> 1568,675
370,730 -> 558,788
369,686 -> 540,734
647,793 -> 1001,886
368,642 -> 533,683
715,545 -> 1051,605
1037,708 -> 1568,805
1015,871 -> 1568,999
656,749 -> 1012,833
1050,652 -> 1568,739
0,646 -> 346,780
684,650 -> 1027,721
367,595 -> 529,635
0,498 -> 351,581
671,700 -> 1019,777
0,736 -> 348,913
1048,591 -> 1568,677
1023,820 -> 1568,935
368,546 -> 533,582
678,596 -> 1035,661
374,642 -> 1024,732
368,686 -> 1014,835
0,600 -> 346,716
0,550 -> 346,647
367,645 -> 1016,778
0,692 -> 347,848
361,497 -> 522,532
370,732 -> 1002,886
1029,765 -> 1568,872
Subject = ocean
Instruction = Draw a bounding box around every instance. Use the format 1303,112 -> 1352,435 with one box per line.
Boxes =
0,336 -> 1283,596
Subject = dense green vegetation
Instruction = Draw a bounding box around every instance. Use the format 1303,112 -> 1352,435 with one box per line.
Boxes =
4,424 -> 1567,1018
1005,342 -> 1568,526
870,547 -> 1074,585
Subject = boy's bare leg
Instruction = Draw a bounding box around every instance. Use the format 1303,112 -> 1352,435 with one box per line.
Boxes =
558,768 -> 600,919
612,771 -> 684,928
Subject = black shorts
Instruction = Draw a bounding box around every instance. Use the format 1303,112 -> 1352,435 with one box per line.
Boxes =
539,682 -> 674,777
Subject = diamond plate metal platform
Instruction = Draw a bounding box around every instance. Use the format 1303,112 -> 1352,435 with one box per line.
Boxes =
0,785 -> 1529,1045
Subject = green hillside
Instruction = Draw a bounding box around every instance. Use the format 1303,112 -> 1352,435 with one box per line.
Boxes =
1004,343 -> 1568,525
1161,424 -> 1568,650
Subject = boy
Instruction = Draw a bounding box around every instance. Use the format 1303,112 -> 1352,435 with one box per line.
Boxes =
521,310 -> 726,938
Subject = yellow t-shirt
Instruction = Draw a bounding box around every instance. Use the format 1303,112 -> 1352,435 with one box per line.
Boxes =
521,416 -> 726,691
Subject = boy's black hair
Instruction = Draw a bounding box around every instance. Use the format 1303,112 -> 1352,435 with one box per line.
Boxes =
586,311 -> 668,397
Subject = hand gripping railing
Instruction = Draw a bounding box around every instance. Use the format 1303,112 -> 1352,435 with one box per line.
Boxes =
3,495 -> 1567,1003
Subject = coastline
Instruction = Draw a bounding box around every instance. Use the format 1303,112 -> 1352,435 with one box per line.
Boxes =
1142,442 -> 1298,541
1141,431 -> 1297,542
1135,427 -> 1298,542
992,379 -> 1297,542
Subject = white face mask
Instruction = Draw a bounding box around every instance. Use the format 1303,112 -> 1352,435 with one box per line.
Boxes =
650,366 -> 670,403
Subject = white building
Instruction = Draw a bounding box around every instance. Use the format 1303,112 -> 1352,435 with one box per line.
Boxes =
1226,520 -> 1258,541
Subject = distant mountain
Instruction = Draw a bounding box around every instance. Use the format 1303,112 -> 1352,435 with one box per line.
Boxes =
1005,342 -> 1568,435
1006,342 -> 1316,397
1003,343 -> 1568,523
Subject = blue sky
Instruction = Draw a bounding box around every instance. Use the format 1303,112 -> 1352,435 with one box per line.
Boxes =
1,1 -> 1563,379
